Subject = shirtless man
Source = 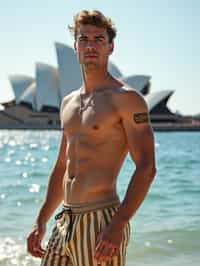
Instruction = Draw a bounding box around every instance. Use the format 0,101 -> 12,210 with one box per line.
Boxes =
27,10 -> 156,266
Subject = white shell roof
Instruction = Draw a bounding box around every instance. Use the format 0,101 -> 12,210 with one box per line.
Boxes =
55,42 -> 82,98
35,62 -> 60,111
8,42 -> 174,113
121,75 -> 151,91
9,75 -> 35,103
18,82 -> 37,110
145,90 -> 174,111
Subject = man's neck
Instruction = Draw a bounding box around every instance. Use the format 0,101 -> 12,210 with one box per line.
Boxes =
81,66 -> 112,93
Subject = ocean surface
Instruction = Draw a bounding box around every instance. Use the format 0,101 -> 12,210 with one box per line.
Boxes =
0,130 -> 199,266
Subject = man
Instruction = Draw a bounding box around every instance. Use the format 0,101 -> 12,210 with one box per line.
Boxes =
27,10 -> 156,266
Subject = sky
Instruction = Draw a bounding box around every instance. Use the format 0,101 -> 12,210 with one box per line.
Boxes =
0,0 -> 200,115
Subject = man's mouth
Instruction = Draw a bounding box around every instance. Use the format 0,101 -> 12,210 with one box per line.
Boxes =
84,54 -> 98,58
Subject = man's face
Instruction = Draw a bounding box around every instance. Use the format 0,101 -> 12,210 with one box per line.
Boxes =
74,24 -> 114,69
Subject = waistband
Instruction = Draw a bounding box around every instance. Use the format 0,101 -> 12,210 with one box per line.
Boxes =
62,198 -> 120,214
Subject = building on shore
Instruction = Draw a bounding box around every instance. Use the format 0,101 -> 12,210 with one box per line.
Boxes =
0,43 -> 200,131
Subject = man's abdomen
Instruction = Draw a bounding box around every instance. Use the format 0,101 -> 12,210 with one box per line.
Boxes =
63,166 -> 119,205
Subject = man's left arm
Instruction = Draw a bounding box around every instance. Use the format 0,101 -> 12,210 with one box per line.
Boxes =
94,90 -> 156,262
112,91 -> 156,227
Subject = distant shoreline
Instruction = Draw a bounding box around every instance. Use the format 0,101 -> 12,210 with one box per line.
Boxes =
1,124 -> 200,131
1,103 -> 200,131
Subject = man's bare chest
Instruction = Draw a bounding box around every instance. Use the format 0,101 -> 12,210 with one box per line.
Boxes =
61,93 -> 120,136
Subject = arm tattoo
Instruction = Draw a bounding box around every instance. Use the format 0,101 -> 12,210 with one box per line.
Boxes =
133,112 -> 149,124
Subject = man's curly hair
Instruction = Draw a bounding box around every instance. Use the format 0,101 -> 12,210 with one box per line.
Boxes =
68,10 -> 117,43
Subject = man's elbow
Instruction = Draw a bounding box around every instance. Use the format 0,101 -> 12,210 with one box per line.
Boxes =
136,161 -> 157,181
148,164 -> 156,181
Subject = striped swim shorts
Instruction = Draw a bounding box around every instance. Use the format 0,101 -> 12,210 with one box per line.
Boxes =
41,199 -> 131,266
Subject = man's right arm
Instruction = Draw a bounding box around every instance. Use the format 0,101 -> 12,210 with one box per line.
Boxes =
27,97 -> 68,258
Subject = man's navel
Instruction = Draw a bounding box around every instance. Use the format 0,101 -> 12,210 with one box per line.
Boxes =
93,125 -> 99,130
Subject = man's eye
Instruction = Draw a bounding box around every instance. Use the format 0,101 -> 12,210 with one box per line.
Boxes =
79,37 -> 87,42
96,37 -> 104,42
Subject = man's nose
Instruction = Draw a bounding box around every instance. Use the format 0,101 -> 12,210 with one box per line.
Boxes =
85,40 -> 97,49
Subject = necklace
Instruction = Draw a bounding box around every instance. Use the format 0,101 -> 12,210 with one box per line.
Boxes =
79,90 -> 94,115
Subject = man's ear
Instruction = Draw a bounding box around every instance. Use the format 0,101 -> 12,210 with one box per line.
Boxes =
109,42 -> 114,55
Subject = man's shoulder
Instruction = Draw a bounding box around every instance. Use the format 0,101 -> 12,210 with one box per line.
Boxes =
61,89 -> 80,106
117,84 -> 143,97
60,88 -> 80,114
62,89 -> 80,102
114,84 -> 148,113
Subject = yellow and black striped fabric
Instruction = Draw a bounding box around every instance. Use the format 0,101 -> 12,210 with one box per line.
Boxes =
41,199 -> 131,266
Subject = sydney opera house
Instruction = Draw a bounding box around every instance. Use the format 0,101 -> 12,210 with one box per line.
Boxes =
0,42 -> 199,130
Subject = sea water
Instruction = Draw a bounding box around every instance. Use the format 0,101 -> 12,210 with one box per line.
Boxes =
0,130 -> 199,266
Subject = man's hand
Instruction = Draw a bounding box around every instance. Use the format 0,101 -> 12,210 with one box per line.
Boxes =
27,223 -> 46,258
94,223 -> 124,263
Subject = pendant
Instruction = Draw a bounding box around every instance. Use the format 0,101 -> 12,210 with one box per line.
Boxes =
79,92 -> 94,115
